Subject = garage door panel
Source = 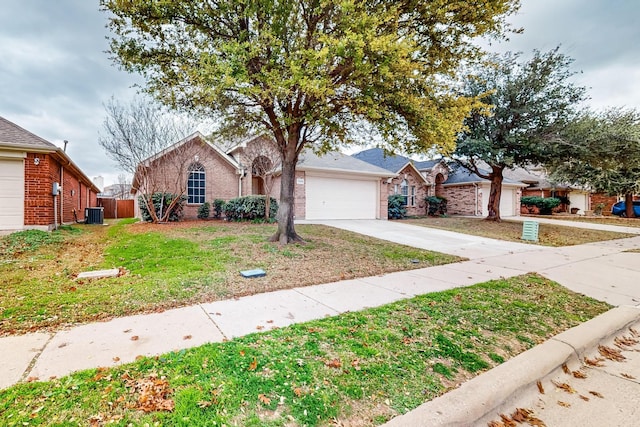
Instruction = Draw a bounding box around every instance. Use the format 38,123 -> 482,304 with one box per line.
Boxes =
306,176 -> 377,220
499,189 -> 515,217
0,159 -> 24,229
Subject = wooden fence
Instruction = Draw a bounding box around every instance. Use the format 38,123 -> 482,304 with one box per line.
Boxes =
98,198 -> 135,219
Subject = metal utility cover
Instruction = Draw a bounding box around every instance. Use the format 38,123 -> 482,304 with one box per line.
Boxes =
240,269 -> 266,278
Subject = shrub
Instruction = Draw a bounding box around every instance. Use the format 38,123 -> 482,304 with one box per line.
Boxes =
520,196 -> 561,215
426,196 -> 447,216
197,201 -> 211,219
213,199 -> 226,218
388,194 -> 407,219
223,195 -> 278,221
138,192 -> 186,222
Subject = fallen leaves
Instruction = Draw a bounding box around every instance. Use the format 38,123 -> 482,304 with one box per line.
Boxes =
584,356 -> 605,367
258,394 -> 271,405
614,335 -> 639,350
183,335 -> 192,340
551,380 -> 576,394
557,401 -> 571,408
572,369 -> 587,379
130,335 -> 139,341
123,373 -> 175,413
589,390 -> 604,398
598,345 -> 625,362
621,372 -> 636,379
489,408 -> 546,427
248,357 -> 258,371
325,358 -> 342,369
536,380 -> 544,394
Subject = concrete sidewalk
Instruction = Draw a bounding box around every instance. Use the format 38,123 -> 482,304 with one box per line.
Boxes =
2,219 -> 640,426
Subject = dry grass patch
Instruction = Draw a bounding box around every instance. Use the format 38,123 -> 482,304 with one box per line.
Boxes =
404,217 -> 634,246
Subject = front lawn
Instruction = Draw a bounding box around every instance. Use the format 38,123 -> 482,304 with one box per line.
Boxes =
0,274 -> 610,426
404,216 -> 635,246
0,220 -> 461,335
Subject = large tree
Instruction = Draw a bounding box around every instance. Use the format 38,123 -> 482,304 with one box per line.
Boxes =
101,0 -> 520,242
454,48 -> 586,221
549,108 -> 640,218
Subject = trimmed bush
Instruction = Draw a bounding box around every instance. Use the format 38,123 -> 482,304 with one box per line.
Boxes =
520,196 -> 561,215
426,196 -> 447,216
138,192 -> 186,222
197,201 -> 211,219
388,194 -> 407,219
223,195 -> 278,221
213,199 -> 225,218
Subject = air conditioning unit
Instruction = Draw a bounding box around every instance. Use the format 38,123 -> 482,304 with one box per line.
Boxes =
84,207 -> 104,225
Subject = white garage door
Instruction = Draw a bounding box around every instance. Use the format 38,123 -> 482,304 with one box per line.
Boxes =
305,175 -> 378,220
499,188 -> 516,217
569,192 -> 588,215
0,158 -> 25,229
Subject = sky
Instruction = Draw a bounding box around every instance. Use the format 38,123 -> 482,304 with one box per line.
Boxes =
1,0 -> 639,188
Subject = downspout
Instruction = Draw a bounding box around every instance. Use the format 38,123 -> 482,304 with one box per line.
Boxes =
60,166 -> 64,226
473,183 -> 479,216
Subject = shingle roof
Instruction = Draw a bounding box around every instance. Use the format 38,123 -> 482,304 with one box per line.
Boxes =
0,116 -> 58,150
298,150 -> 394,177
351,148 -> 411,172
352,148 -> 441,173
445,164 -> 526,186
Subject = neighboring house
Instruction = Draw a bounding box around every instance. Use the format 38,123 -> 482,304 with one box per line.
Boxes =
352,148 -> 450,216
100,183 -> 133,200
353,148 -> 527,217
131,133 -> 395,220
0,116 -> 100,231
501,165 -> 619,216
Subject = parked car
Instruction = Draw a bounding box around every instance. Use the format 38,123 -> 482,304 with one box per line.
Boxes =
611,200 -> 640,217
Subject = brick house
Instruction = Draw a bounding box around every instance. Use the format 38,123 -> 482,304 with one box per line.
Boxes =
353,148 -> 527,217
0,116 -> 101,231
132,133 -> 394,220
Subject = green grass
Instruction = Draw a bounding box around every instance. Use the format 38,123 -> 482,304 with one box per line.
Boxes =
0,274 -> 610,426
0,220 -> 461,334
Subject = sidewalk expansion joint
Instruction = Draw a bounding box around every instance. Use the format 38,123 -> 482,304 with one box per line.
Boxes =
292,288 -> 344,315
20,332 -> 54,383
198,304 -> 228,341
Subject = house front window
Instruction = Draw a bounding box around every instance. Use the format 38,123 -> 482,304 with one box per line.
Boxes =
187,163 -> 205,204
410,185 -> 416,206
400,179 -> 408,206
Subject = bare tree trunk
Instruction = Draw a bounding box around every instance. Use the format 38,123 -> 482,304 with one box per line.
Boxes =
625,192 -> 635,218
486,167 -> 504,222
270,145 -> 303,244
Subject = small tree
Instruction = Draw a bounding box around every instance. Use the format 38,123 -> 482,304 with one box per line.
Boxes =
197,202 -> 210,219
99,97 -> 207,223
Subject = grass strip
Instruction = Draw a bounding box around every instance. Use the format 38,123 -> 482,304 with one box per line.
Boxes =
0,274 -> 610,426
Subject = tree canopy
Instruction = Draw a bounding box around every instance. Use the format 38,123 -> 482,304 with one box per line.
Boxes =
454,48 -> 586,220
549,108 -> 640,217
101,0 -> 521,241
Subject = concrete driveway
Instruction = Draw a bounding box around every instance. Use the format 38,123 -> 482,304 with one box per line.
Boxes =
298,219 -> 543,260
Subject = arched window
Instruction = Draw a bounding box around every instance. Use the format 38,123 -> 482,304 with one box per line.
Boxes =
187,163 -> 205,204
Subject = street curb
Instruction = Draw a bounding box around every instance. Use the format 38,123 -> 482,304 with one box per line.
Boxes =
382,305 -> 640,427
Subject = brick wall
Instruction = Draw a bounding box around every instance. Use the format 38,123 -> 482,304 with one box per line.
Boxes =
23,153 -> 56,226
590,192 -> 619,216
23,153 -> 99,226
141,139 -> 241,219
388,166 -> 428,216
441,185 -> 478,215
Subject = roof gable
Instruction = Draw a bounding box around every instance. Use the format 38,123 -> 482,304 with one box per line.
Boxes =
0,116 -> 58,151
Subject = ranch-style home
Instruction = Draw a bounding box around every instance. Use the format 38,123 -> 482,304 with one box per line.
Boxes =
353,148 -> 527,217
131,133 -> 395,220
0,116 -> 100,232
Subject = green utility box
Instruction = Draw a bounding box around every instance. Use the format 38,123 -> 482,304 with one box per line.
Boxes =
521,220 -> 539,242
